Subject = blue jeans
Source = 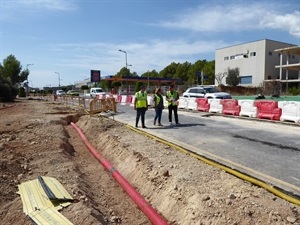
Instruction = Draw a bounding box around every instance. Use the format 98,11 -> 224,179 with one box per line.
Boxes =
154,107 -> 163,124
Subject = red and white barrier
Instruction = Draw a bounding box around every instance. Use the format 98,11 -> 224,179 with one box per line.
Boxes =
279,101 -> 300,123
120,95 -> 127,105
178,97 -> 188,109
256,100 -> 282,121
208,99 -> 223,113
221,99 -> 241,116
186,97 -> 197,110
195,98 -> 210,112
238,100 -> 258,118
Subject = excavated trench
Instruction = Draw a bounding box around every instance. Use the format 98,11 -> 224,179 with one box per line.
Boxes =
1,100 -> 299,225
58,113 -> 153,224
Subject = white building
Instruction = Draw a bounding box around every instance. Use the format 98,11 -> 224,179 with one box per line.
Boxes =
215,39 -> 299,87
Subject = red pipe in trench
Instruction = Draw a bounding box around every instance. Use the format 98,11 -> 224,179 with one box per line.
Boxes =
70,122 -> 168,225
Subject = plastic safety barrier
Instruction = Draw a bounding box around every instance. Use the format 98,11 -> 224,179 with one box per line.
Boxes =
120,95 -> 127,105
208,99 -> 223,113
195,98 -> 210,112
130,95 -> 136,106
115,95 -> 122,103
147,95 -> 153,106
279,101 -> 300,123
126,95 -> 133,105
178,97 -> 188,109
221,99 -> 241,116
186,97 -> 197,110
256,100 -> 282,120
238,100 -> 258,118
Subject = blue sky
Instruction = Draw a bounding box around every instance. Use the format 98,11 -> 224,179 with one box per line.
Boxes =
1,0 -> 299,88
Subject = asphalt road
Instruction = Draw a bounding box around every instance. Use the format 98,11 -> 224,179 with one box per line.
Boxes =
109,104 -> 300,196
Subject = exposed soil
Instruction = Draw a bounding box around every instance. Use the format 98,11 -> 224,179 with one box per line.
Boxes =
0,99 -> 299,225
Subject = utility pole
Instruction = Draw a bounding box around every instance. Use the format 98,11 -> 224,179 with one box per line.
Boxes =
55,72 -> 61,87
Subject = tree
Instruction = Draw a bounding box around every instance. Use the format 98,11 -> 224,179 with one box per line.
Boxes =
140,70 -> 159,78
115,67 -> 138,77
202,60 -> 215,85
81,85 -> 89,91
0,55 -> 28,101
215,71 -> 227,86
159,62 -> 178,79
226,67 -> 240,86
175,61 -> 191,83
2,55 -> 28,84
186,60 -> 207,85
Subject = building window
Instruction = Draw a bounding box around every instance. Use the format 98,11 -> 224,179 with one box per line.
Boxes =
250,52 -> 256,57
268,51 -> 272,56
230,55 -> 235,60
240,76 -> 252,84
235,54 -> 244,59
224,56 -> 229,61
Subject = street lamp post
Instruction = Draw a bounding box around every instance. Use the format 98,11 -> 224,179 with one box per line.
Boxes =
26,64 -> 33,96
55,72 -> 61,87
119,49 -> 133,95
119,49 -> 128,68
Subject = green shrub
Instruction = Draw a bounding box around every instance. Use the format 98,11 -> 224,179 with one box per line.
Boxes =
288,86 -> 300,95
19,87 -> 26,97
0,83 -> 18,102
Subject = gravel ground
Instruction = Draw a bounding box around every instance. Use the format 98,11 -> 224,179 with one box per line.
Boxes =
0,99 -> 299,225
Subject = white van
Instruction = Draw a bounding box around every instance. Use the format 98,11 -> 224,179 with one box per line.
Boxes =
90,88 -> 105,98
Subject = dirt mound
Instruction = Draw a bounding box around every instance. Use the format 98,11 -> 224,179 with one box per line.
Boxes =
0,100 -> 299,225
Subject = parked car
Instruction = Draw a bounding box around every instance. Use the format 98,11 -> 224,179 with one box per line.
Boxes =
202,86 -> 232,99
182,86 -> 232,99
66,90 -> 79,96
55,90 -> 66,96
182,87 -> 206,98
90,88 -> 105,98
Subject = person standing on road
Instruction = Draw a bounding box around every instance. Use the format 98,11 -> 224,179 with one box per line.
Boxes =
166,84 -> 179,125
134,85 -> 148,128
153,87 -> 164,126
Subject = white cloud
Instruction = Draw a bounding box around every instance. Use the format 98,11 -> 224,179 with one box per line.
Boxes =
157,2 -> 300,37
158,3 -> 267,32
21,0 -> 77,11
2,0 -> 77,12
52,38 -> 229,77
260,11 -> 300,38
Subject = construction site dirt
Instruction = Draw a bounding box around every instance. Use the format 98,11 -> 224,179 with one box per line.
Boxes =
0,99 -> 299,225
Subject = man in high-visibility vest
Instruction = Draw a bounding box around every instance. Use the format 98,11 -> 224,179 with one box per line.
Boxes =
134,85 -> 148,128
166,84 -> 179,125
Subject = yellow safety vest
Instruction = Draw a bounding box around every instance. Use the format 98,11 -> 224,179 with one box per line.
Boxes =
135,91 -> 147,108
166,91 -> 178,106
155,94 -> 161,105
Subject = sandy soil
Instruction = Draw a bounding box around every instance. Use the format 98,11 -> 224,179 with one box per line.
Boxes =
0,99 -> 299,225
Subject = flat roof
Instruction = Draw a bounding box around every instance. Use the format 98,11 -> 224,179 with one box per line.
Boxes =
274,46 -> 300,55
215,39 -> 297,51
